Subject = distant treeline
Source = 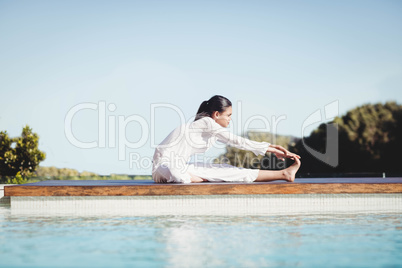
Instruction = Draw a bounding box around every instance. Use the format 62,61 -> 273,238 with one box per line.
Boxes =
216,101 -> 402,175
0,165 -> 152,184
0,126 -> 153,183
30,166 -> 152,182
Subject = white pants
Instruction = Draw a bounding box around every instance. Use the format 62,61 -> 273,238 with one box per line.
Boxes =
152,162 -> 259,183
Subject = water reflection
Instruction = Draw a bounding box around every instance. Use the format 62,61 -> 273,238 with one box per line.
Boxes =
1,204 -> 402,267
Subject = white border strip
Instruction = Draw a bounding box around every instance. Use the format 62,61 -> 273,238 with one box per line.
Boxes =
10,194 -> 402,216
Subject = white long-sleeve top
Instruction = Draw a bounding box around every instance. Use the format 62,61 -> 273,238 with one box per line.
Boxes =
152,116 -> 271,183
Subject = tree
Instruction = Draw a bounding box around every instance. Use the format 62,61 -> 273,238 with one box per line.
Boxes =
0,125 -> 46,178
291,101 -> 402,173
215,102 -> 402,174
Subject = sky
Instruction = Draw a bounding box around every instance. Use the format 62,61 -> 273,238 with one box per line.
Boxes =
0,0 -> 401,175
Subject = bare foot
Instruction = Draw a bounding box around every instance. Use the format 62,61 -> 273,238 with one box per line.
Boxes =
283,157 -> 301,182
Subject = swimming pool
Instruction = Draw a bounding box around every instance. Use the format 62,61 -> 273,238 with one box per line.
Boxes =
1,203 -> 401,268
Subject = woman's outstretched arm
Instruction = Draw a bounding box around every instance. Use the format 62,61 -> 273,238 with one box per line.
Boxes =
205,117 -> 301,160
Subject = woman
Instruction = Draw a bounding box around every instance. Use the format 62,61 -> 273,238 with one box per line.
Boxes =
152,95 -> 301,183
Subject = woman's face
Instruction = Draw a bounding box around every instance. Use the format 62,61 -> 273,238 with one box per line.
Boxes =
214,106 -> 232,128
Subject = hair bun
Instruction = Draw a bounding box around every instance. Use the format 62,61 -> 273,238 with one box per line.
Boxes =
194,95 -> 231,122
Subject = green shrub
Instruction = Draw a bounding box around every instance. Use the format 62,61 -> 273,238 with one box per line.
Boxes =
0,125 -> 46,178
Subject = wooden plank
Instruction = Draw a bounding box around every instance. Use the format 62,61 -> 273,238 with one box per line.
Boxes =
9,177 -> 402,186
4,178 -> 402,196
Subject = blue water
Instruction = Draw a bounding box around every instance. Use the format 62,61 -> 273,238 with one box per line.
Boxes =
1,204 -> 401,268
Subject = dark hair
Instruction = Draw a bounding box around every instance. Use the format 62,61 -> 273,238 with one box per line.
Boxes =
194,95 -> 232,121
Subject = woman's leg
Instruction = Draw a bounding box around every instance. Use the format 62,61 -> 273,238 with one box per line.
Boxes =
186,162 -> 257,183
254,157 -> 301,182
186,157 -> 301,183
188,172 -> 208,183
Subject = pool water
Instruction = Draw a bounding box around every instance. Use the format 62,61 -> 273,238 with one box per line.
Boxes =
1,204 -> 401,268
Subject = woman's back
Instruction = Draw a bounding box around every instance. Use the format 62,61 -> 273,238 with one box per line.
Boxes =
152,117 -> 219,168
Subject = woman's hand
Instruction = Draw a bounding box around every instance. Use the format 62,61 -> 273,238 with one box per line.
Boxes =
266,144 -> 301,161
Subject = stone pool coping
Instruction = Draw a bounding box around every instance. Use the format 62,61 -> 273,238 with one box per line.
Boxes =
0,184 -> 11,204
5,179 -> 402,215
4,177 -> 402,197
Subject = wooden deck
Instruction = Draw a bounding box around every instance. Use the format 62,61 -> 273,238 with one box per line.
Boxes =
4,177 -> 402,196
